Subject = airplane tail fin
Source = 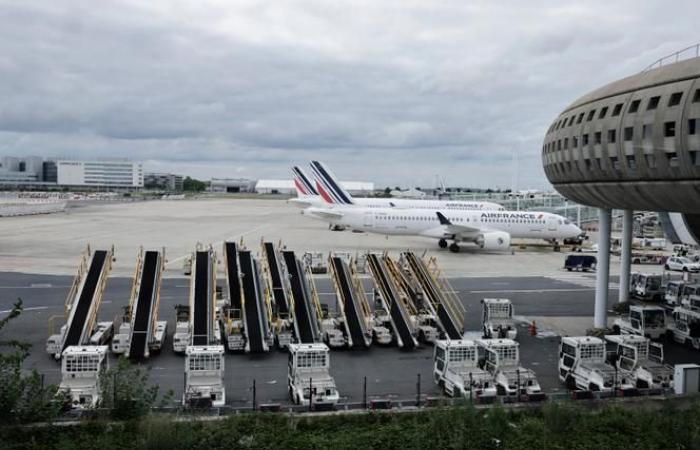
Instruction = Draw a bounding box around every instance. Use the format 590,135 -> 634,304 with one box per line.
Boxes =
309,160 -> 355,205
292,166 -> 319,199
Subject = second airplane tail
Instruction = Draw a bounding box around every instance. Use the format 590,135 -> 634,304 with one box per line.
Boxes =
309,160 -> 355,205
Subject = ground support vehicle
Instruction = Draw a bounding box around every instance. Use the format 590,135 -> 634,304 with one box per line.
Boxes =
58,345 -> 109,409
433,339 -> 497,401
183,345 -> 226,407
631,274 -> 665,302
371,309 -> 393,345
665,281 -> 685,308
667,306 -> 700,350
604,335 -> 673,389
558,336 -> 634,392
288,343 -> 339,408
482,298 -> 517,340
477,339 -> 545,400
612,305 -> 667,339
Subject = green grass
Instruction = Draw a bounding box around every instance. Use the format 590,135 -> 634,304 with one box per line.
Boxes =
2,401 -> 700,450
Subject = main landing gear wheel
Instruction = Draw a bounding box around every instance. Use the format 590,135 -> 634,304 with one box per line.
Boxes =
438,239 -> 448,249
449,243 -> 460,253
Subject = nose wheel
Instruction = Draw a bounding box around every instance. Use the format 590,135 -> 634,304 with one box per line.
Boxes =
449,243 -> 460,253
438,239 -> 448,248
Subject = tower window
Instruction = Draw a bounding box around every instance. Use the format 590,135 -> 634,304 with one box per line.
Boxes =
599,106 -> 609,119
668,92 -> 683,106
577,113 -> 585,124
608,129 -> 616,143
642,124 -> 652,139
665,121 -> 676,137
594,132 -> 602,144
647,96 -> 660,110
689,118 -> 697,135
628,99 -> 641,113
624,127 -> 634,141
587,110 -> 596,121
693,89 -> 700,103
611,103 -> 623,116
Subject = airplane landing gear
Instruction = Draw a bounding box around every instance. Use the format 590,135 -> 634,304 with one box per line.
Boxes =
439,239 -> 448,249
449,243 -> 460,253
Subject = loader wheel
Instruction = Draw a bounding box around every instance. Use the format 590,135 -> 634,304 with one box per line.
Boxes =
612,325 -> 621,335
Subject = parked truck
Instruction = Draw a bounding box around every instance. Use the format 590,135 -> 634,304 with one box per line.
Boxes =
476,339 -> 545,400
612,305 -> 667,339
287,343 -> 339,408
481,298 -> 517,340
558,336 -> 634,392
433,339 -> 497,400
604,334 -> 673,389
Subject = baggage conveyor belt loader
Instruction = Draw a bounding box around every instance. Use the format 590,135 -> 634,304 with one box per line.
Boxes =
182,245 -> 226,407
47,246 -> 114,360
111,247 -> 167,360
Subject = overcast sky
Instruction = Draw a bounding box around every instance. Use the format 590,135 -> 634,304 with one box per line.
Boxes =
0,1 -> 697,189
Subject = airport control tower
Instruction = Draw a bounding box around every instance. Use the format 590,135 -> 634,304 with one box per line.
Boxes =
541,45 -> 700,328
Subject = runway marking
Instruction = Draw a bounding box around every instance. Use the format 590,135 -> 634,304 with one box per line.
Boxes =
166,224 -> 271,266
0,306 -> 49,314
0,285 -> 67,289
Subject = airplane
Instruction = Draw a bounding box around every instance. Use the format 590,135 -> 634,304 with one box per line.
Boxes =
304,205 -> 582,253
292,160 -> 505,211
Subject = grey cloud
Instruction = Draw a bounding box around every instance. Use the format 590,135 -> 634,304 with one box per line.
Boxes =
0,0 -> 697,188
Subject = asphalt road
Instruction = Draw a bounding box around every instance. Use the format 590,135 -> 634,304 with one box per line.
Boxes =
1,270 -> 698,406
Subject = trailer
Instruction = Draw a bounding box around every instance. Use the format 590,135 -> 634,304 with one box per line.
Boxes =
433,340 -> 497,400
287,343 -> 339,408
612,305 -> 667,339
477,339 -> 545,400
58,346 -> 109,409
481,298 -> 517,340
604,335 -> 673,389
558,336 -> 634,392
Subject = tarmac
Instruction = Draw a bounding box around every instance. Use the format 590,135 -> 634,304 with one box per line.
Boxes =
0,197 -> 695,406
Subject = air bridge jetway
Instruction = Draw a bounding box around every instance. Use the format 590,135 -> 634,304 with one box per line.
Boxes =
183,246 -> 225,407
329,256 -> 372,348
367,253 -> 418,349
402,251 -> 465,339
283,250 -> 322,344
47,247 -> 113,359
112,249 -> 167,360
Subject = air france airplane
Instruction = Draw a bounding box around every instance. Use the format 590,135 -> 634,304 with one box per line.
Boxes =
289,161 -> 505,211
305,206 -> 582,252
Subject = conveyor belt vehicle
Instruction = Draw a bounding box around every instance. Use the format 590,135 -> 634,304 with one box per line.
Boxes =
433,340 -> 496,400
46,247 -> 113,360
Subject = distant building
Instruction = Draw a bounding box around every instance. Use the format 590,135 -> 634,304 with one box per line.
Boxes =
144,173 -> 183,191
0,156 -> 43,183
56,160 -> 143,189
208,178 -> 255,193
255,179 -> 374,195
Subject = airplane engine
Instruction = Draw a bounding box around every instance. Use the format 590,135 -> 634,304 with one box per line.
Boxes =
475,231 -> 511,251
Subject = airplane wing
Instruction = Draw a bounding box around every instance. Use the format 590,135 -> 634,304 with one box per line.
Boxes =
307,208 -> 344,220
436,212 -> 481,236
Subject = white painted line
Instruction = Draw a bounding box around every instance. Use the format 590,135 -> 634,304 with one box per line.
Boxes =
0,285 -> 68,289
0,306 -> 49,314
467,288 -> 616,294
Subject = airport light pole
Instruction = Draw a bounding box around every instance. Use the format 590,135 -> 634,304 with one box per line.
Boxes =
594,208 -> 612,329
618,210 -> 633,304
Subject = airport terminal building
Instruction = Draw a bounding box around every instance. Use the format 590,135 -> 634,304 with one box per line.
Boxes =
542,48 -> 700,327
